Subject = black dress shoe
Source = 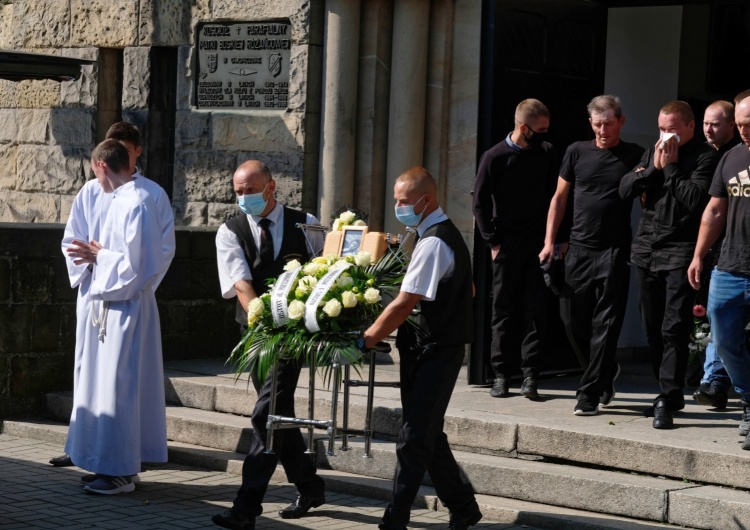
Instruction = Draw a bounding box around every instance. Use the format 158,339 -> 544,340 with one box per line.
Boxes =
652,400 -> 674,429
449,506 -> 483,530
520,377 -> 539,400
278,494 -> 325,519
212,508 -> 255,530
49,454 -> 73,467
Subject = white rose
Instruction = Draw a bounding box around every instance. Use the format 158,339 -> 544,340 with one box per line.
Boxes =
354,251 -> 372,267
247,297 -> 265,317
353,219 -> 367,226
332,219 -> 343,232
284,259 -> 302,271
336,274 -> 354,288
330,259 -> 353,271
364,288 -> 381,304
287,300 -> 306,320
297,275 -> 318,294
303,262 -> 320,276
340,211 -> 356,223
341,291 -> 357,308
323,298 -> 342,317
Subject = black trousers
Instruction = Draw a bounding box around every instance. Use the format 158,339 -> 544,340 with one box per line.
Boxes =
490,237 -> 548,378
381,345 -> 477,529
560,243 -> 630,404
636,266 -> 693,410
232,358 -> 325,518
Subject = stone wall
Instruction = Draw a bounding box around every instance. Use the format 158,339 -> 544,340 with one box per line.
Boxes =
0,223 -> 237,419
0,0 -> 322,228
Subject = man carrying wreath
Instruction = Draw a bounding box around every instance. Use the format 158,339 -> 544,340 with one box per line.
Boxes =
360,167 -> 481,530
213,160 -> 325,530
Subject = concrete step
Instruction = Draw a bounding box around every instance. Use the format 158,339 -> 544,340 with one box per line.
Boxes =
163,361 -> 750,492
0,419 -> 686,530
43,364 -> 750,493
20,399 -> 750,528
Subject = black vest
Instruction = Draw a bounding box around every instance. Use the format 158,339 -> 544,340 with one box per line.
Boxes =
396,218 -> 474,352
225,207 -> 310,325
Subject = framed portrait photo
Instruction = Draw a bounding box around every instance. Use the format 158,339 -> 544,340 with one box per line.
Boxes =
339,226 -> 368,257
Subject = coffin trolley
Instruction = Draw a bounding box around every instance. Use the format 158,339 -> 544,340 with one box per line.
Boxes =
262,223 -> 416,457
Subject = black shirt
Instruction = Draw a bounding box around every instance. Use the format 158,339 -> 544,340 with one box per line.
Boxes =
472,136 -> 558,247
620,137 -> 718,270
560,140 -> 644,249
709,143 -> 750,275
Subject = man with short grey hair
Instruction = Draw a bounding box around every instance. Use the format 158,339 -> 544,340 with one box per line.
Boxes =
540,95 -> 644,417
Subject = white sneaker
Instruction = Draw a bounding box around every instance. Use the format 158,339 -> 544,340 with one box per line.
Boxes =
83,475 -> 135,495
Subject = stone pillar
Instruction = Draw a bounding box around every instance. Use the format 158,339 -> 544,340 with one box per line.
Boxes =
383,0 -> 430,234
317,1 -> 361,226
354,0 -> 393,231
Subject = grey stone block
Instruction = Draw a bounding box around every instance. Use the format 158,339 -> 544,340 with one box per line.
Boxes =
174,111 -> 210,148
211,112 -> 305,152
13,0 -> 70,48
165,377 -> 216,411
70,0 -> 138,47
16,145 -> 87,193
122,47 -> 151,109
175,45 -> 193,110
138,0 -> 210,46
669,485 -> 750,529
172,150 -> 236,203
16,109 -> 49,143
49,109 -> 94,147
0,109 -> 17,143
0,191 -> 59,223
518,424 -> 750,490
60,47 -> 99,108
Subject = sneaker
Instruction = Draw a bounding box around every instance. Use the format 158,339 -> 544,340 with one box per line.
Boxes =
600,364 -> 621,407
490,376 -> 509,398
83,475 -> 135,495
693,381 -> 728,409
81,473 -> 140,484
574,398 -> 598,416
740,400 -> 750,437
520,377 -> 539,400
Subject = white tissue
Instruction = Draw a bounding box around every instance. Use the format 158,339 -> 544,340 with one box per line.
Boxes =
659,132 -> 680,149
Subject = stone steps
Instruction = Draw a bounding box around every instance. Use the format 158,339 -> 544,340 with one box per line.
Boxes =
19,358 -> 750,529
1,418 -> 682,529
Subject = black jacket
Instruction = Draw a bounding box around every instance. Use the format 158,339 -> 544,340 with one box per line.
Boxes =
619,136 -> 719,270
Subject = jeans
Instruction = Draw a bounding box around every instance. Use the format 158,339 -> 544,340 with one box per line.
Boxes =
700,342 -> 731,387
707,269 -> 750,401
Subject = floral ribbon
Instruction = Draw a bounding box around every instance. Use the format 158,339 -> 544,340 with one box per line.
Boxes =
270,268 -> 301,328
304,265 -> 350,332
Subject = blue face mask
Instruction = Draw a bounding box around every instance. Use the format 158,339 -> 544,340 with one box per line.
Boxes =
394,195 -> 426,226
237,184 -> 268,216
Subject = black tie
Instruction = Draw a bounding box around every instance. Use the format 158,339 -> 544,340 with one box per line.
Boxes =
258,218 -> 274,264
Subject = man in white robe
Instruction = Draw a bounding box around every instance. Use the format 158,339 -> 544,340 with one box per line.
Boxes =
62,139 -> 173,495
54,122 -> 175,474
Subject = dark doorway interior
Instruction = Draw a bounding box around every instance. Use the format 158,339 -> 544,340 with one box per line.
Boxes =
471,0 -> 608,384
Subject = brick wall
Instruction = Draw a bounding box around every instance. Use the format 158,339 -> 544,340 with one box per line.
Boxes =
0,223 -> 237,418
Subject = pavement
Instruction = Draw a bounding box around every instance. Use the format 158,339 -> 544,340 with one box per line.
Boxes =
0,433 -> 541,530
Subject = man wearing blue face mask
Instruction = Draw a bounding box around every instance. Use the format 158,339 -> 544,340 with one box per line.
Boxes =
360,167 -> 481,530
213,160 -> 325,530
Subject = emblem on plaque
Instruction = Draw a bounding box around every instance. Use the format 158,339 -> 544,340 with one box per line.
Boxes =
269,53 -> 282,78
207,54 -> 218,73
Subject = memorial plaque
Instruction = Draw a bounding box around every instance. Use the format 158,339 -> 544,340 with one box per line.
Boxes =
195,21 -> 291,110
